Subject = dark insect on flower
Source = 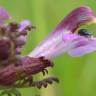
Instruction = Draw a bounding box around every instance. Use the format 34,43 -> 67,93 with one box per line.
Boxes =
0,6 -> 96,96
78,29 -> 92,37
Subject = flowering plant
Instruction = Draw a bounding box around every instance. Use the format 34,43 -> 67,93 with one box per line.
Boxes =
0,6 -> 96,96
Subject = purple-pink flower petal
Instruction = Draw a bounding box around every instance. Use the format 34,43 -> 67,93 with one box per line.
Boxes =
16,36 -> 26,46
44,6 -> 94,40
18,20 -> 31,32
67,36 -> 96,56
0,7 -> 10,22
53,6 -> 94,33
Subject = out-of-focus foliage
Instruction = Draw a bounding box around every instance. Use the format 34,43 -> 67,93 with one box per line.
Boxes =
0,0 -> 96,96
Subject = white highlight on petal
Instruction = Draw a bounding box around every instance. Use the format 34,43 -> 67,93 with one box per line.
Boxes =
28,30 -> 71,58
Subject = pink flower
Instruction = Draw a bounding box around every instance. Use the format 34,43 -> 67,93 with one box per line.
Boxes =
29,6 -> 96,58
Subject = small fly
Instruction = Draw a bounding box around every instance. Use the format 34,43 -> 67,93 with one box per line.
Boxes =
78,29 -> 92,38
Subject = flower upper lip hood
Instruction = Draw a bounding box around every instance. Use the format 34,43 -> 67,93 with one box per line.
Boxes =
53,6 -> 95,33
29,6 -> 96,58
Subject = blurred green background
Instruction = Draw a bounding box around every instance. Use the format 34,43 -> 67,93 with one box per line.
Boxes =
1,0 -> 96,96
